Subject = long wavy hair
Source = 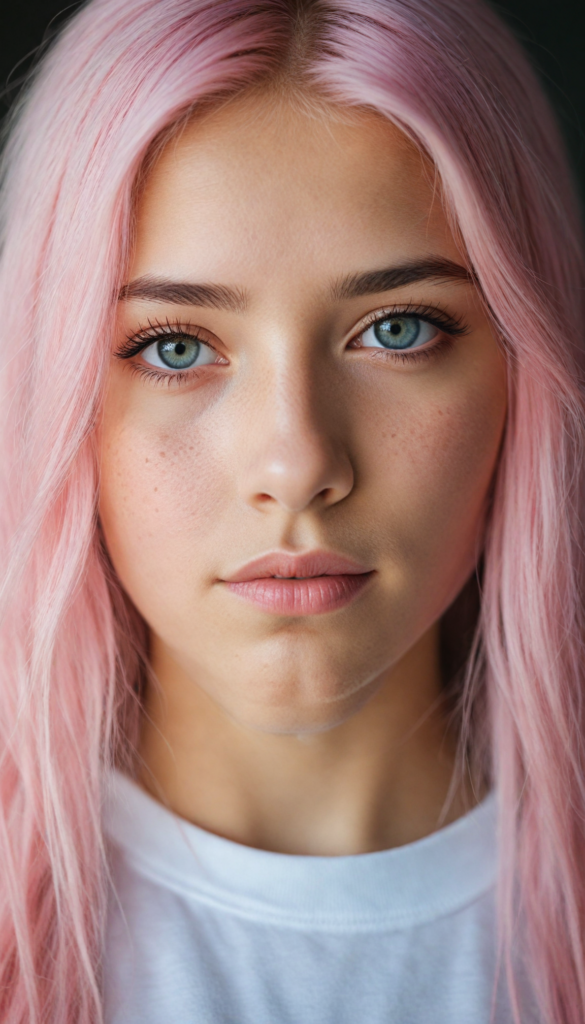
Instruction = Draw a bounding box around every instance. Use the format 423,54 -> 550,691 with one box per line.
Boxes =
0,0 -> 583,1020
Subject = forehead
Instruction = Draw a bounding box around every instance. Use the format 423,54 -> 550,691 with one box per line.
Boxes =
131,94 -> 460,284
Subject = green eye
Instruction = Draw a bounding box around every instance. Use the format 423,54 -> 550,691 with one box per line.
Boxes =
141,334 -> 217,371
362,317 -> 438,350
156,337 -> 200,369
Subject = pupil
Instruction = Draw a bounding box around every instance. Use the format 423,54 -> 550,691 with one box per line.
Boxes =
373,317 -> 419,349
157,336 -> 199,368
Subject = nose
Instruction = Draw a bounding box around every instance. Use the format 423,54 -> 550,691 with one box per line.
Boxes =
238,366 -> 354,515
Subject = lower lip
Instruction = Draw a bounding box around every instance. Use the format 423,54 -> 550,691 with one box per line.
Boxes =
225,573 -> 373,616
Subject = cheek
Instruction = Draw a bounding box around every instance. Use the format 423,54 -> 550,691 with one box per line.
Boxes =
98,406 -> 226,605
401,388 -> 502,509
359,358 -> 506,608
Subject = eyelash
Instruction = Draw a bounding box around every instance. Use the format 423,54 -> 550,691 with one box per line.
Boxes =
352,303 -> 468,364
117,318 -> 221,386
117,304 -> 469,385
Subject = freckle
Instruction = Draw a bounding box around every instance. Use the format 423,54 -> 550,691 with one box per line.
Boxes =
145,458 -> 149,463
159,451 -> 166,458
154,487 -> 158,492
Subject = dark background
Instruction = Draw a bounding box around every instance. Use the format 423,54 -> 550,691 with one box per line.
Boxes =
0,1 -> 583,201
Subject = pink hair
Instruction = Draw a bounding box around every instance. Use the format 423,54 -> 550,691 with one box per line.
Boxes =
0,0 -> 583,1020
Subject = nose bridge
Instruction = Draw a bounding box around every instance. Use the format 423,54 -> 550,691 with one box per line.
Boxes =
238,342 -> 354,514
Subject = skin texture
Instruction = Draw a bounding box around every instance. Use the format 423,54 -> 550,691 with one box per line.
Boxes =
99,94 -> 507,855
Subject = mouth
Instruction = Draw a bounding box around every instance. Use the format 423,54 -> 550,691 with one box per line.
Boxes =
221,551 -> 375,616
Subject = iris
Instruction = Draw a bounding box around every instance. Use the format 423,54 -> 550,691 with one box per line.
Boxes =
374,318 -> 422,349
157,337 -> 200,369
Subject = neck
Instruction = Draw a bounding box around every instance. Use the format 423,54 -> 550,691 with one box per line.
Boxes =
138,625 -> 473,856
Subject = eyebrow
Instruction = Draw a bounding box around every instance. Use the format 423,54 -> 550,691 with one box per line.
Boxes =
331,257 -> 473,300
119,256 -> 472,312
118,276 -> 247,312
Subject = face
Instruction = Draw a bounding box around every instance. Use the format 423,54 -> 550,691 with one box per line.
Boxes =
99,95 -> 507,735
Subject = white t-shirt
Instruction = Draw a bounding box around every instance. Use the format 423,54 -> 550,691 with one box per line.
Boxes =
103,770 -> 533,1023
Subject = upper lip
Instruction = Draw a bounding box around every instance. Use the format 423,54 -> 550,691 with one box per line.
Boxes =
223,550 -> 373,583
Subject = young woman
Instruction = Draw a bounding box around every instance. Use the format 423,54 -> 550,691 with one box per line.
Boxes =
0,0 -> 583,1021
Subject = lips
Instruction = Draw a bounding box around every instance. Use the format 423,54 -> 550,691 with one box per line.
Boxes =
222,551 -> 374,616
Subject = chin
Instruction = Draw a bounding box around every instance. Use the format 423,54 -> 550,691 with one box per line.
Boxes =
218,673 -> 378,737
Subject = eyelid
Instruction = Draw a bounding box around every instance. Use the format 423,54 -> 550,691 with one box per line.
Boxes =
117,319 -> 224,361
347,302 -> 468,346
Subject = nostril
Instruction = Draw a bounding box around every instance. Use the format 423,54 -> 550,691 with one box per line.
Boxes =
241,440 -> 354,515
